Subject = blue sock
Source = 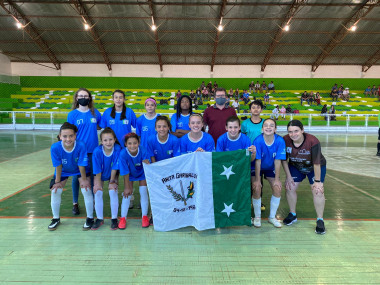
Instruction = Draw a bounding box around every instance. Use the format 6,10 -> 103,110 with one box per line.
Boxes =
291,212 -> 296,216
317,218 -> 324,221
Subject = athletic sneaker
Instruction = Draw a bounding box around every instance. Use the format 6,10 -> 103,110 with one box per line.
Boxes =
376,152 -> 380,157
91,219 -> 104,230
261,203 -> 266,211
72,204 -> 80,215
283,213 -> 298,225
118,217 -> 126,230
83,218 -> 94,231
315,220 -> 326,235
48,218 -> 60,231
142,215 -> 150,228
149,216 -> 154,226
251,217 -> 261,228
111,219 -> 118,230
268,217 -> 282,228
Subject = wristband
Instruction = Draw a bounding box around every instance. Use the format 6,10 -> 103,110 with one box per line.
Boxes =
314,179 -> 321,183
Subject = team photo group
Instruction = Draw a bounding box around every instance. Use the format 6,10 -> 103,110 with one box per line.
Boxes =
49,86 -> 326,235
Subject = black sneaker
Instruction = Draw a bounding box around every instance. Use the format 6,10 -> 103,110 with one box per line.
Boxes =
83,218 -> 94,231
91,219 -> 104,230
376,152 -> 380,157
72,204 -> 80,215
110,219 -> 118,230
315,220 -> 326,235
261,203 -> 266,211
283,213 -> 297,226
48,218 -> 60,231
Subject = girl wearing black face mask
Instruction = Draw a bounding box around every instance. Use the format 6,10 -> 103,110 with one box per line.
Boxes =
67,88 -> 101,222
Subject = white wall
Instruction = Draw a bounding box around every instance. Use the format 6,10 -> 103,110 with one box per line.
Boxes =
11,62 -> 380,78
0,54 -> 12,75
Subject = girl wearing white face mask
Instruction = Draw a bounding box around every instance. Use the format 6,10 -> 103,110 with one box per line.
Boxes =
67,88 -> 101,221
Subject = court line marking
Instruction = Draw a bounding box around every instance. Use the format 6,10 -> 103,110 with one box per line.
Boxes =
0,147 -> 50,164
326,174 -> 380,202
0,174 -> 53,202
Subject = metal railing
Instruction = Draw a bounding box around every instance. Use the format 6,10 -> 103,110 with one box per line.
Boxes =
0,111 -> 378,133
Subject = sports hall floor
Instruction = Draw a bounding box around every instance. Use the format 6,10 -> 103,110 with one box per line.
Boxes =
0,130 -> 379,284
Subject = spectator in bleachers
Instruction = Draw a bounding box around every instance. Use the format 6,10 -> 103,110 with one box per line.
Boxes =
338,87 -> 344,100
229,88 -> 234,98
213,81 -> 218,89
261,81 -> 267,93
200,81 -> 205,90
255,81 -> 261,93
309,91 -> 315,105
196,88 -> 202,101
234,88 -> 240,100
271,105 -> 279,120
315,92 -> 321,105
371,85 -> 377,97
242,90 -> 250,104
301,91 -> 309,105
321,104 -> 328,120
280,105 -> 286,119
189,90 -> 195,101
329,105 -> 336,121
232,98 -> 240,113
176,90 -> 182,99
342,88 -> 350,101
202,87 -> 209,100
331,89 -> 338,102
268,81 -> 275,92
207,81 -> 213,92
364,86 -> 371,96
264,92 -> 270,104
331,83 -> 338,96
249,81 -> 255,93
286,104 -> 292,113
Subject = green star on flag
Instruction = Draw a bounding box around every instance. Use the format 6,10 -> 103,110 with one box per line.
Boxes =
143,149 -> 252,231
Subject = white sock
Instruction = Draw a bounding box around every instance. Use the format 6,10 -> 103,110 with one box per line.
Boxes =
269,195 -> 281,219
121,196 -> 131,218
51,188 -> 63,219
94,191 -> 103,220
109,190 -> 119,219
252,198 -> 261,218
81,188 -> 94,219
139,186 -> 149,217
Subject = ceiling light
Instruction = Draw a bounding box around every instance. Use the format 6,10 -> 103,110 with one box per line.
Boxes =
284,25 -> 290,31
151,24 -> 157,31
84,23 -> 90,30
217,24 -> 224,32
350,25 -> 357,32
16,22 -> 23,29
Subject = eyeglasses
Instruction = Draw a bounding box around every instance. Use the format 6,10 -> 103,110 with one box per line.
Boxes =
77,95 -> 89,99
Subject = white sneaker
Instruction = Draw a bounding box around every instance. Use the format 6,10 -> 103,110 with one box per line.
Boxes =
268,217 -> 282,228
251,217 -> 261,228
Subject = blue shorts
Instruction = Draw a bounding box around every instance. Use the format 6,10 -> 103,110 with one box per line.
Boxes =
251,169 -> 275,178
289,165 -> 326,184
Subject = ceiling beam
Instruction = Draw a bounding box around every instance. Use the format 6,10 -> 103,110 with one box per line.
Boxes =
211,0 -> 228,72
362,48 -> 380,72
69,0 -> 112,71
311,0 -> 378,72
147,0 -> 163,71
261,0 -> 308,72
0,0 -> 61,70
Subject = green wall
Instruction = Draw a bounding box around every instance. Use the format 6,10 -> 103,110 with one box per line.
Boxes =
0,82 -> 21,98
19,76 -> 380,90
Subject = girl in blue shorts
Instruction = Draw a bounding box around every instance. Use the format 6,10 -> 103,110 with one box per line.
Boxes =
92,128 -> 122,231
49,122 -> 93,231
180,113 -> 215,154
118,133 -> 151,229
252,118 -> 286,229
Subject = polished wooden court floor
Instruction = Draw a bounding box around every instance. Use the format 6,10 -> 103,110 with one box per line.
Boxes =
0,130 -> 379,284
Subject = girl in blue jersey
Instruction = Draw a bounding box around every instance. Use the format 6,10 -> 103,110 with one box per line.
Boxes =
171,95 -> 192,138
180,113 -> 215,154
148,115 -> 181,162
49,122 -> 93,231
92,128 -> 122,231
216,116 -> 255,156
136,98 -> 159,149
118,133 -> 151,229
67,88 -> 101,216
252,118 -> 286,229
100,89 -> 137,146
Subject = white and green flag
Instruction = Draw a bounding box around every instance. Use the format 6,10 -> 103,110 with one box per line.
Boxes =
143,149 -> 252,231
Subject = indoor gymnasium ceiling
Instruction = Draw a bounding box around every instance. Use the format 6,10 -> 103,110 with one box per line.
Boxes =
0,0 -> 379,72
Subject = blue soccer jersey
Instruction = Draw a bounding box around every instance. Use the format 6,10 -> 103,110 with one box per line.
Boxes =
180,132 -> 215,154
50,140 -> 89,177
147,133 -> 181,161
92,144 -> 122,181
67,109 -> 101,153
216,132 -> 252,152
241,118 -> 263,144
170,113 -> 191,132
254,134 -> 286,170
136,114 -> 159,149
100,107 -> 137,145
118,146 -> 151,181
